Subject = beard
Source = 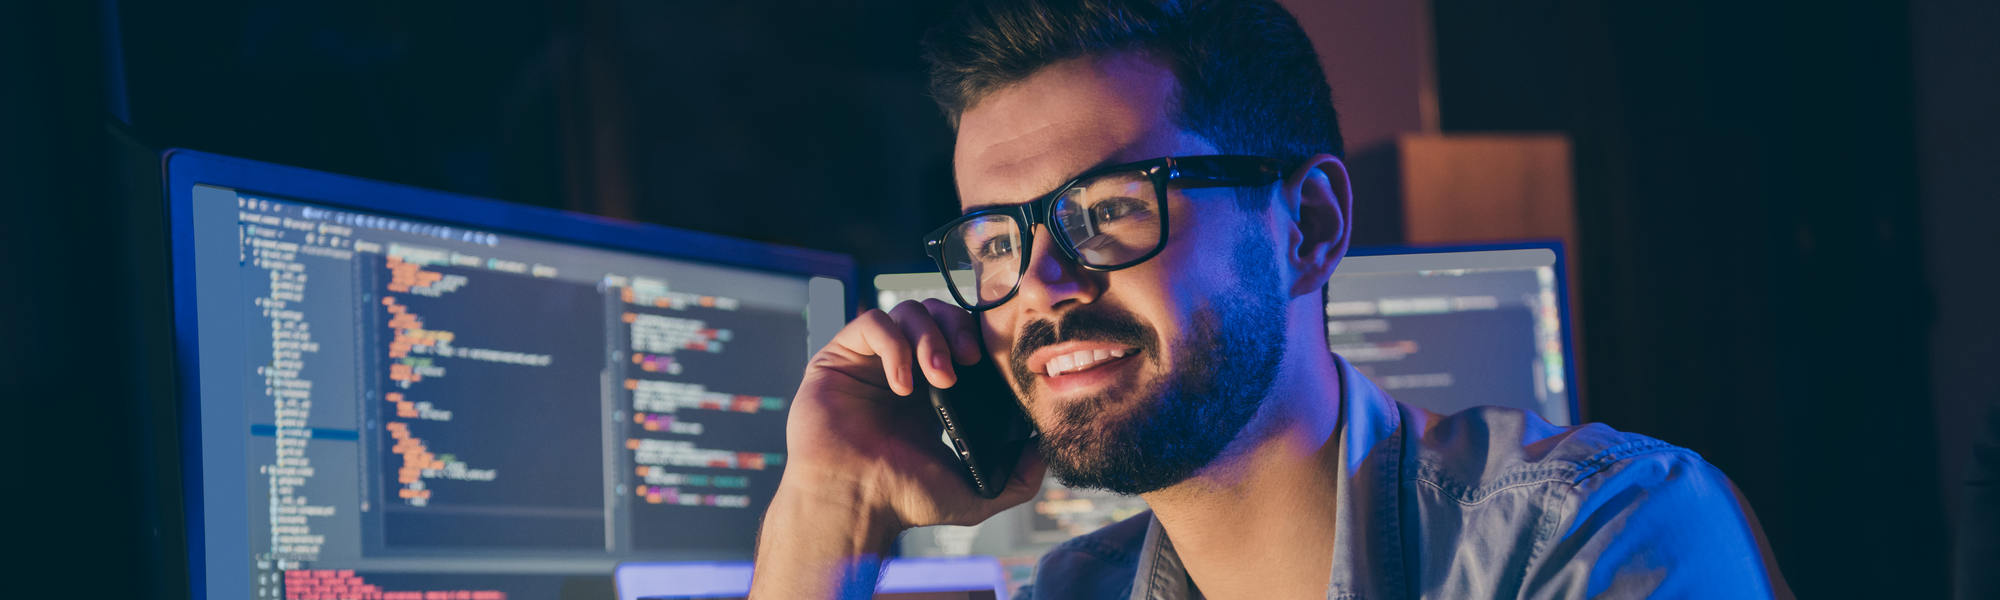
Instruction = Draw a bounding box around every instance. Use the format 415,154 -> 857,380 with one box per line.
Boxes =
1013,229 -> 1288,495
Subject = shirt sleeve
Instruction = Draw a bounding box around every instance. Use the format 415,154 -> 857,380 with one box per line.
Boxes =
1519,448 -> 1783,599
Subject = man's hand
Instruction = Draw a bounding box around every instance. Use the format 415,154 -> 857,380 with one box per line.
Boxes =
749,299 -> 1046,599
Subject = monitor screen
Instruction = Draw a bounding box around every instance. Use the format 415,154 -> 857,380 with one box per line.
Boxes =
165,151 -> 851,600
614,557 -> 1007,600
1326,245 -> 1576,425
872,271 -> 955,311
877,243 -> 1578,586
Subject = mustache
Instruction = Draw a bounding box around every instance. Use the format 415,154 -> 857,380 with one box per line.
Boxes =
1010,305 -> 1160,390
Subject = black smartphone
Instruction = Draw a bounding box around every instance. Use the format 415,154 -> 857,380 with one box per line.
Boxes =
925,355 -> 1037,499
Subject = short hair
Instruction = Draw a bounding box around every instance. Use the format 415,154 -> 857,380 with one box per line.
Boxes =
921,0 -> 1344,168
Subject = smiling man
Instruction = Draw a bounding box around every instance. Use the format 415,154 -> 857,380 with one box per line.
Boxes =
752,1 -> 1784,598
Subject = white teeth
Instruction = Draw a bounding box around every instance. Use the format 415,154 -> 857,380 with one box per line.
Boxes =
1045,348 -> 1136,377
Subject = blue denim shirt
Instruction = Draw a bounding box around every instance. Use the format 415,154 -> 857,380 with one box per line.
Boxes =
1017,356 -> 1782,599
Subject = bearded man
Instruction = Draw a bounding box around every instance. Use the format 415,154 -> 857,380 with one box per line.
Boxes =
752,1 -> 1786,598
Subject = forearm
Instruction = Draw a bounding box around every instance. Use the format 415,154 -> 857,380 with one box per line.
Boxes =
749,478 -> 904,600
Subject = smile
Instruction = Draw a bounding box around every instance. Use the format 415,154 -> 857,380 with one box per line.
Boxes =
1046,347 -> 1135,377
1027,341 -> 1145,380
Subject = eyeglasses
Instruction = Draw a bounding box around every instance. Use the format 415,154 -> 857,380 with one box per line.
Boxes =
923,155 -> 1287,311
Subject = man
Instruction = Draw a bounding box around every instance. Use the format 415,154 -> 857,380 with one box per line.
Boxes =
754,1 -> 1784,598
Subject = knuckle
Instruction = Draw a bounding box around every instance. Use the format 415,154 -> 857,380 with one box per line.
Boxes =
888,299 -> 928,318
857,312 -> 904,341
894,310 -> 941,337
805,349 -> 844,370
851,309 -> 888,329
920,297 -> 958,314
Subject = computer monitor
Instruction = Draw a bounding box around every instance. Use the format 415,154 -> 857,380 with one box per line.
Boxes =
871,270 -> 955,311
879,242 -> 1580,584
164,150 -> 853,600
614,557 -> 1008,600
1327,243 -> 1578,426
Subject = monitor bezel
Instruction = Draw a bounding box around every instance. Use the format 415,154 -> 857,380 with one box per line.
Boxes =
161,148 -> 856,599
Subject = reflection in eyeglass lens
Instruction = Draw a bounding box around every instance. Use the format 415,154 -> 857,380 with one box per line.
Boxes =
945,214 -> 1024,306
1056,174 -> 1159,266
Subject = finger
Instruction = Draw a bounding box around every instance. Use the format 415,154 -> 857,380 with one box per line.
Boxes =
921,298 -> 983,365
890,300 -> 957,389
839,309 -> 916,396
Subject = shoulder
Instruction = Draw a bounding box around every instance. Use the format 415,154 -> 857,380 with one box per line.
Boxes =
1410,405 -> 1700,503
1408,406 -> 1775,596
1014,511 -> 1151,600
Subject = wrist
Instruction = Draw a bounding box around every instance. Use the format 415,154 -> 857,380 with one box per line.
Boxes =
750,474 -> 903,599
768,470 -> 907,546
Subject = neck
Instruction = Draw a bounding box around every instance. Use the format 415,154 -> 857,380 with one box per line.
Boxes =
1139,330 -> 1346,600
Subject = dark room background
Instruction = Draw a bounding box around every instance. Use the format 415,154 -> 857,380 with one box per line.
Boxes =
5,1 -> 1995,598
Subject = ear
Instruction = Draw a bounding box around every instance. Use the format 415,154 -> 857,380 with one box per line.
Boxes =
1279,154 -> 1352,298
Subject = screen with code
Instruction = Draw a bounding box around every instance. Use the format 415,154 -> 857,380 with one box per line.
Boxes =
176,165 -> 847,600
1323,247 -> 1575,426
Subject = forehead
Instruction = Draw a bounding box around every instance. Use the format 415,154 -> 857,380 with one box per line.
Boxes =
953,51 -> 1217,212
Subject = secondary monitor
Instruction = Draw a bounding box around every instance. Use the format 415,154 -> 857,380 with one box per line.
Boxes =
165,150 -> 852,600
1326,243 -> 1577,426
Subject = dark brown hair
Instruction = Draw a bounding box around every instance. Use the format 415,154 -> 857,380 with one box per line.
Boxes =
921,0 -> 1343,165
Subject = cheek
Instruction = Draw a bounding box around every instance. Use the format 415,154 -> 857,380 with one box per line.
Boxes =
979,311 -> 1017,368
1103,226 -> 1239,353
1108,240 -> 1207,317
1093,271 -> 1186,370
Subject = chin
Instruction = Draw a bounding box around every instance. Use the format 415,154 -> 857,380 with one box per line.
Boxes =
1035,385 -> 1198,495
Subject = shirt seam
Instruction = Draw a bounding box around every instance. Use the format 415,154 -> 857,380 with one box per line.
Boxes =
1149,530 -> 1174,600
1520,472 -> 1568,596
1567,439 -> 1682,483
1412,438 -> 1684,505
1516,439 -> 1695,593
1414,475 -> 1569,506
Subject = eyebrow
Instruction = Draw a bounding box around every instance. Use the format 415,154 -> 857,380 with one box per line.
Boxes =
958,155 -> 1133,216
959,200 -> 1021,216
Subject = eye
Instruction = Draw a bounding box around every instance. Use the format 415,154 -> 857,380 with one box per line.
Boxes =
976,235 -> 1016,260
1090,197 -> 1149,224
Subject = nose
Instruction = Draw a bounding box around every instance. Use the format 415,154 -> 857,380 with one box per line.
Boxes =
1012,224 -> 1102,313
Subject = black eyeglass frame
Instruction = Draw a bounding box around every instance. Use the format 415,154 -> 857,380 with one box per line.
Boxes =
922,154 -> 1289,312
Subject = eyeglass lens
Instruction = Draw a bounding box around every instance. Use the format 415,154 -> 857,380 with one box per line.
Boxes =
940,171 -> 1163,308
